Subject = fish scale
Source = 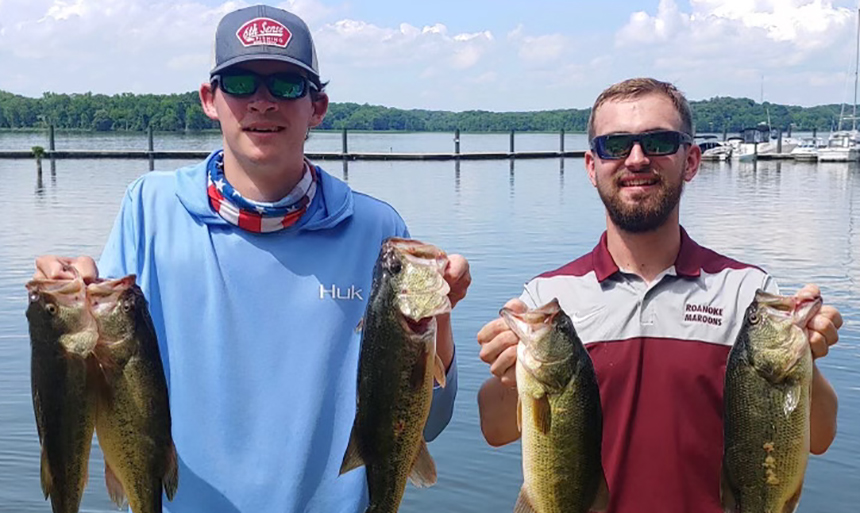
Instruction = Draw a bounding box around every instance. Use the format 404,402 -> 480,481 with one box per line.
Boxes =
340,238 -> 451,513
506,299 -> 609,513
89,279 -> 178,513
26,277 -> 99,513
721,290 -> 818,513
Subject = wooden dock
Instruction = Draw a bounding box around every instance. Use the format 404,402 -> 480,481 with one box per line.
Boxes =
701,153 -> 797,162
0,150 -> 585,161
1,126 -> 588,162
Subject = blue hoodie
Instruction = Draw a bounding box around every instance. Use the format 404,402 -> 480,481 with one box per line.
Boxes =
98,150 -> 458,513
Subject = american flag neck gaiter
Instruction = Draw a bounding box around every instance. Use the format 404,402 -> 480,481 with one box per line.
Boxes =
206,151 -> 318,233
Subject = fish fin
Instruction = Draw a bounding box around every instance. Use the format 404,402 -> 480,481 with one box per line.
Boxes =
782,481 -> 803,513
532,395 -> 552,435
93,340 -> 119,382
720,463 -> 738,513
433,353 -> 447,389
104,460 -> 128,509
39,444 -> 52,499
513,486 -> 536,513
354,318 -> 364,334
408,439 -> 437,488
783,385 -> 801,416
163,442 -> 179,500
516,396 -> 522,433
590,468 -> 610,512
339,423 -> 365,475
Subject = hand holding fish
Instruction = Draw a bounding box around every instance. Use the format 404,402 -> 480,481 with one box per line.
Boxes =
34,255 -> 99,284
794,283 -> 843,360
477,298 -> 527,388
442,254 -> 471,309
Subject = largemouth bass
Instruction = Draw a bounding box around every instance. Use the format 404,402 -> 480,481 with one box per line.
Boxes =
503,299 -> 609,513
26,276 -> 99,513
89,276 -> 178,513
721,290 -> 822,513
340,238 -> 452,513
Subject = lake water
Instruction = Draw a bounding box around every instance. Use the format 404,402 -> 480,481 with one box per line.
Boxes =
0,132 -> 858,513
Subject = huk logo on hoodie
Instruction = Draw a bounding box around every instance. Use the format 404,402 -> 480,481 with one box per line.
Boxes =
236,18 -> 292,48
320,284 -> 364,301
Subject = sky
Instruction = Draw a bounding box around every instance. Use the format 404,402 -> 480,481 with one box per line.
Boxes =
1,0 -> 860,111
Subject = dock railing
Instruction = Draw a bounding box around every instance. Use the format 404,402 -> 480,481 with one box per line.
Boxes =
0,125 -> 586,165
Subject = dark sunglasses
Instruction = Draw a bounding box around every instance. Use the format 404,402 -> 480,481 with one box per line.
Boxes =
590,130 -> 693,160
211,70 -> 318,100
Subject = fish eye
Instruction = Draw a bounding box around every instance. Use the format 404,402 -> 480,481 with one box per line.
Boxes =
121,301 -> 133,313
45,303 -> 58,316
389,259 -> 402,275
749,311 -> 760,325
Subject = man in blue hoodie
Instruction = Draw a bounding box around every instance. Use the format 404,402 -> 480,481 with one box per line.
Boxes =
33,5 -> 470,512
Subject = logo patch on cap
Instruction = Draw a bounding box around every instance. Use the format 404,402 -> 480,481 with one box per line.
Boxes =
236,17 -> 292,48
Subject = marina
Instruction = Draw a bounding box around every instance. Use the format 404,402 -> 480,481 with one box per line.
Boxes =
0,124 -> 852,163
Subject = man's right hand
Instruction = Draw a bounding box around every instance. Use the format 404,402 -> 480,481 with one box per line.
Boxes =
33,256 -> 99,283
477,298 -> 528,447
477,298 -> 527,389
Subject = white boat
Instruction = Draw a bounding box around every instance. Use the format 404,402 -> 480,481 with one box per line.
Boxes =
698,135 -> 732,161
732,126 -> 773,162
817,130 -> 860,162
789,137 -> 826,161
819,8 -> 860,162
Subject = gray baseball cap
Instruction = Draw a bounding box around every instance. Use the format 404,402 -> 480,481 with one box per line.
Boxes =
210,5 -> 320,84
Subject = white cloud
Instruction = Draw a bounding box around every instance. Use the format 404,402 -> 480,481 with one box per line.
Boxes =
0,0 -> 237,93
315,19 -> 494,73
45,0 -> 88,20
1,0 -> 859,112
518,34 -> 569,64
507,24 -> 571,66
613,0 -> 858,106
618,0 -> 853,51
616,0 -> 689,46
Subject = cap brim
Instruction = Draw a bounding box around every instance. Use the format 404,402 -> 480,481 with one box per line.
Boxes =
210,55 -> 320,83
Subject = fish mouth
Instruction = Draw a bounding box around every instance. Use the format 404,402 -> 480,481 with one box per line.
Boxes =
387,237 -> 449,270
755,290 -> 822,326
26,277 -> 87,308
501,299 -> 561,362
87,276 -> 136,316
399,315 -> 437,335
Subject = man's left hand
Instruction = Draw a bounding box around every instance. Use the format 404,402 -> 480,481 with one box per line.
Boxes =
796,284 -> 843,359
444,254 -> 471,309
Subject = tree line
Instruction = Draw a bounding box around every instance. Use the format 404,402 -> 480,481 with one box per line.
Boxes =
0,89 -> 848,134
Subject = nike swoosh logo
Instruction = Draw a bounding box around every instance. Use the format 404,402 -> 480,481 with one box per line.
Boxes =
570,308 -> 605,324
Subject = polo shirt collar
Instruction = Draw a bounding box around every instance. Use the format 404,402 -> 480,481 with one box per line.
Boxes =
591,226 -> 703,283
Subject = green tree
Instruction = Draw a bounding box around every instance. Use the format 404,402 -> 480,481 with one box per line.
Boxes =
92,109 -> 114,131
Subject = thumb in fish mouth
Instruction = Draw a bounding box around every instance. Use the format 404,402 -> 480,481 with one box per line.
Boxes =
500,299 -> 560,343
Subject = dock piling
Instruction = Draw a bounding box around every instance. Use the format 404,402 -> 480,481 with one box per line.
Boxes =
455,129 -> 460,156
560,129 -> 565,173
148,126 -> 155,171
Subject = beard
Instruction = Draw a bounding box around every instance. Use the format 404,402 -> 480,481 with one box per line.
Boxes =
596,170 -> 683,233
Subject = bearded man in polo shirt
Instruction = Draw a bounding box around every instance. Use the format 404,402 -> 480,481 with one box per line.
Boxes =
476,77 -> 842,513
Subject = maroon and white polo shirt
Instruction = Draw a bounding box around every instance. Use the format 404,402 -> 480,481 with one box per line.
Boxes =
519,227 -> 777,513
